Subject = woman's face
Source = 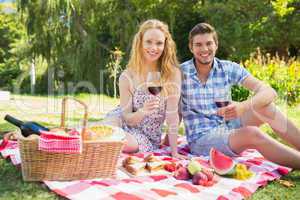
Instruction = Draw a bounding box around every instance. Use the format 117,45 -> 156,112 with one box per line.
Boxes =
142,28 -> 165,64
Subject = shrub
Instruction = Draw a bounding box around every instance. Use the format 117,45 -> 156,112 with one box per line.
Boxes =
231,85 -> 251,102
0,61 -> 21,91
242,49 -> 300,106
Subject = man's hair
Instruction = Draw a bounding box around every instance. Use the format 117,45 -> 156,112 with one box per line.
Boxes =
189,23 -> 218,46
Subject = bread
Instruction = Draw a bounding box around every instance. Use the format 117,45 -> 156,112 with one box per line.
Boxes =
145,161 -> 166,172
124,162 -> 146,175
144,154 -> 161,162
122,156 -> 142,166
123,155 -> 170,175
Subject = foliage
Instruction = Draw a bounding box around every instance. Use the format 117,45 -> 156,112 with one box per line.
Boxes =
232,47 -> 300,105
231,85 -> 251,102
16,0 -> 138,94
0,62 -> 21,90
0,0 -> 298,97
0,7 -> 25,90
244,48 -> 300,106
197,0 -> 300,61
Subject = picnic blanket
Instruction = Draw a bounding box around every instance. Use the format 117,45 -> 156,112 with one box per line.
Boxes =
0,138 -> 291,200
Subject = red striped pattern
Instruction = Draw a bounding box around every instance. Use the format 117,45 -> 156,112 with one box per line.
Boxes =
38,130 -> 82,154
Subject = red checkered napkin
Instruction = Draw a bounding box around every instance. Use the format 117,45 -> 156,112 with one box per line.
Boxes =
38,129 -> 82,154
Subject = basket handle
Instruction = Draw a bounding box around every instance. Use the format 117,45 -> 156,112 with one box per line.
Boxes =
60,97 -> 88,140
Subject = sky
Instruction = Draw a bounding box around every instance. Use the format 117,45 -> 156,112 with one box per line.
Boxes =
0,0 -> 15,3
0,0 -> 16,14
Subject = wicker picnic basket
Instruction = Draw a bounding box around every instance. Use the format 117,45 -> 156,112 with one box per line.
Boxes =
18,97 -> 125,181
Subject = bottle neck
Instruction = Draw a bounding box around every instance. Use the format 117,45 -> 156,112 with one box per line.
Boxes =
4,115 -> 24,127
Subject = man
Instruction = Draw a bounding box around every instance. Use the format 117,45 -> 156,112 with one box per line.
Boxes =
181,22 -> 300,169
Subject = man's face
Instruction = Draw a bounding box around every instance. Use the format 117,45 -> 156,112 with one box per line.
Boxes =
189,33 -> 218,67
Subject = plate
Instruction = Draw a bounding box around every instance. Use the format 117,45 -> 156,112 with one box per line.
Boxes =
103,125 -> 126,141
82,124 -> 126,142
119,166 -> 172,178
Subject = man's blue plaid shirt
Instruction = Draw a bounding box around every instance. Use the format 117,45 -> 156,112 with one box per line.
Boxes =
180,58 -> 250,144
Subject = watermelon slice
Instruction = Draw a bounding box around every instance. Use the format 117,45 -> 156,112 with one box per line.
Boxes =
209,147 -> 235,175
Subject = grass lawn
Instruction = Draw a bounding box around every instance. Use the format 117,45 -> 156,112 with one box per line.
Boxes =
0,94 -> 299,200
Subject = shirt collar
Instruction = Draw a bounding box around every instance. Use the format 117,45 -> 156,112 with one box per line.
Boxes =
212,58 -> 220,70
187,57 -> 219,76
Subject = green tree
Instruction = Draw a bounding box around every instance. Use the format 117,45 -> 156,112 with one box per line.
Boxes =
196,0 -> 300,61
15,0 -> 300,95
16,0 -> 198,94
0,5 -> 26,90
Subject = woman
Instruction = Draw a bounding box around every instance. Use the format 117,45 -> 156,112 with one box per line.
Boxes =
105,19 -> 186,159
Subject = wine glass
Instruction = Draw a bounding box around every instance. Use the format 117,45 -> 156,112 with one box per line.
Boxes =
214,87 -> 232,124
146,72 -> 162,118
147,72 -> 162,96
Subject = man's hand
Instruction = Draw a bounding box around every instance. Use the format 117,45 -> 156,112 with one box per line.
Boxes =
217,101 -> 246,120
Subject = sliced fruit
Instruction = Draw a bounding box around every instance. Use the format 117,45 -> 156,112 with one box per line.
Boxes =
232,163 -> 253,180
164,163 -> 176,172
209,147 -> 235,175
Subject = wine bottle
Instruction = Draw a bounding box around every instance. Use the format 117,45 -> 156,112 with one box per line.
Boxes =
4,114 -> 49,137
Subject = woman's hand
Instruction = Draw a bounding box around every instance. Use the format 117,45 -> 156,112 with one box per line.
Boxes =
139,98 -> 160,116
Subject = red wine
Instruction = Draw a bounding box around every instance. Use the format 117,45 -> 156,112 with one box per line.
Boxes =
215,101 -> 230,108
4,114 -> 49,137
148,86 -> 162,95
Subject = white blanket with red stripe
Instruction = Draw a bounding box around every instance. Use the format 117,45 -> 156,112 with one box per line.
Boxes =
0,138 -> 291,200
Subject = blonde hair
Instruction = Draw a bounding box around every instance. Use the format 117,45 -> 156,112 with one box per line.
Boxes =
127,19 -> 179,87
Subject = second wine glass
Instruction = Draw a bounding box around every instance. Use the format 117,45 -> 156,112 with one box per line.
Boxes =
214,87 -> 232,124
